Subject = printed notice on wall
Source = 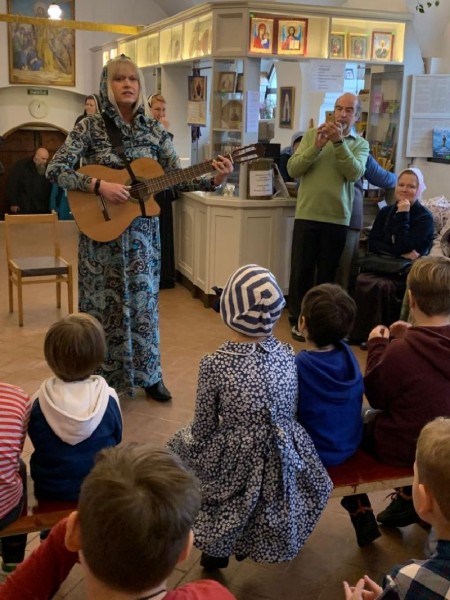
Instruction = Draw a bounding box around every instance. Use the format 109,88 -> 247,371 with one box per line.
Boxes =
187,101 -> 206,126
407,75 -> 450,157
309,61 -> 345,92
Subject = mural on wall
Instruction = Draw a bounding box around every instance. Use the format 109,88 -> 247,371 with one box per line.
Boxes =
8,0 -> 75,86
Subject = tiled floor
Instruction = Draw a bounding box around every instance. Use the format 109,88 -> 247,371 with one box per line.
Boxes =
0,222 -> 429,599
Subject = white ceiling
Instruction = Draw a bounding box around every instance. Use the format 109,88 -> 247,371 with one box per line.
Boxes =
151,0 -> 202,17
151,0 -> 350,18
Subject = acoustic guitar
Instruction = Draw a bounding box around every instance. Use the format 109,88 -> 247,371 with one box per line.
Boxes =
68,144 -> 264,242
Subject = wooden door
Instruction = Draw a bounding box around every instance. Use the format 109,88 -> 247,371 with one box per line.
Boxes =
0,128 -> 67,219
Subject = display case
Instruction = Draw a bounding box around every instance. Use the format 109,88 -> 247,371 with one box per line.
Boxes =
248,13 -> 330,60
329,18 -> 405,63
365,67 -> 403,170
210,58 -> 260,160
102,47 -> 118,66
160,24 -> 183,63
100,4 -> 410,69
117,39 -> 137,63
136,33 -> 159,68
183,13 -> 213,60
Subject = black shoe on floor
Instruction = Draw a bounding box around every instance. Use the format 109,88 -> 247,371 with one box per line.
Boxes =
377,487 -> 420,527
291,325 -> 306,343
235,553 -> 248,562
200,553 -> 229,570
144,381 -> 172,402
360,342 -> 368,351
341,496 -> 382,547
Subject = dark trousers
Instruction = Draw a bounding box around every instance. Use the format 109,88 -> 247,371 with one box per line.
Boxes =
155,189 -> 177,289
0,459 -> 27,564
288,219 -> 348,324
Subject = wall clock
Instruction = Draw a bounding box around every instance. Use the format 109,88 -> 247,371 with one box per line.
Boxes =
29,99 -> 48,119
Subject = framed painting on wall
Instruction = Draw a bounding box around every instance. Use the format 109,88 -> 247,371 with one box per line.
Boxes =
348,34 -> 368,60
279,87 -> 295,129
217,72 -> 236,93
329,32 -> 346,59
188,76 -> 207,102
249,16 -> 274,54
8,0 -> 75,86
277,19 -> 307,56
371,31 -> 394,61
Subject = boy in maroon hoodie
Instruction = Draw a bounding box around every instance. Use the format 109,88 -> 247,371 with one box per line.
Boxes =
341,256 -> 450,545
364,256 -> 450,527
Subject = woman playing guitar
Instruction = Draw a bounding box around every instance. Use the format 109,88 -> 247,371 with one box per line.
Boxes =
47,55 -> 233,402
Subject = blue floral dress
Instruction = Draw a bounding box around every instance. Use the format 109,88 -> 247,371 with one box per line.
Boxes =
167,336 -> 332,562
47,64 -> 213,397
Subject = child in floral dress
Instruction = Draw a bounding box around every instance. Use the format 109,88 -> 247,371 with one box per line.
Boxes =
168,264 -> 332,569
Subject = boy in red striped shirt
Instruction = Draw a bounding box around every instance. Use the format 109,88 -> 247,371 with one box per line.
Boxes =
0,382 -> 32,571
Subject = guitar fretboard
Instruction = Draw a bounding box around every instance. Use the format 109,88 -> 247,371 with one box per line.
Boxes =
143,159 -> 217,195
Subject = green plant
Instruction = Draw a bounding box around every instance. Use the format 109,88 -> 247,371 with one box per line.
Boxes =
416,1 -> 440,12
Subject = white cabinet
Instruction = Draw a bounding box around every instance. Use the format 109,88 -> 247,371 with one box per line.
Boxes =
175,192 -> 296,296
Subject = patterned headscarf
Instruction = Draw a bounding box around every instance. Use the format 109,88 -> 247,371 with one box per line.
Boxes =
220,264 -> 285,337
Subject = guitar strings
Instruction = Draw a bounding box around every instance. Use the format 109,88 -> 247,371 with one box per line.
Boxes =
124,144 -> 261,196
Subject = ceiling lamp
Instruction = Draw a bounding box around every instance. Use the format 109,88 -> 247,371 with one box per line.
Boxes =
47,3 -> 63,19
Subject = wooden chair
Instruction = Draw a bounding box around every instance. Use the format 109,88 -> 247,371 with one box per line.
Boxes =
5,213 -> 74,326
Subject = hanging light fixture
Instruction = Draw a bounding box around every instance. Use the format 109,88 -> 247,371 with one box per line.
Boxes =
47,3 -> 63,19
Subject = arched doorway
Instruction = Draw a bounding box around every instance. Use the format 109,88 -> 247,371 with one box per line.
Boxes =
0,124 -> 67,219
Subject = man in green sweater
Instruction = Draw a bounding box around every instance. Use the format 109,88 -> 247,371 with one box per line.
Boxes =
287,92 -> 369,341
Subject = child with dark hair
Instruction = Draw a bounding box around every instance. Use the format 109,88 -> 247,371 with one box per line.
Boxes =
0,445 -> 237,599
168,264 -> 332,569
28,313 -> 122,502
295,283 -> 364,468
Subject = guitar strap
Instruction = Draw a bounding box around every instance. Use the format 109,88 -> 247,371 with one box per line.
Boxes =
102,112 -> 148,217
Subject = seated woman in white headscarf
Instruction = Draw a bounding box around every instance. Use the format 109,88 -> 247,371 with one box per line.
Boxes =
350,167 -> 434,346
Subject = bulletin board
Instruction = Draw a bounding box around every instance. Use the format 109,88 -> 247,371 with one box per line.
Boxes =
406,75 -> 450,158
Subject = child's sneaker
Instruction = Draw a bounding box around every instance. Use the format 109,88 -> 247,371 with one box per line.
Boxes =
1,561 -> 18,574
376,487 -> 420,527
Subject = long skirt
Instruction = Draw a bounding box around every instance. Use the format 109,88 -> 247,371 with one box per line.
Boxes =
351,272 -> 406,342
78,217 -> 161,396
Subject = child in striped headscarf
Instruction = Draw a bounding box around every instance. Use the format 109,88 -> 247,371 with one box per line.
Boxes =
168,264 -> 332,570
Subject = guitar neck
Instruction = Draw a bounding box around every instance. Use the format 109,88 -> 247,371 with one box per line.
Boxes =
145,160 -> 217,195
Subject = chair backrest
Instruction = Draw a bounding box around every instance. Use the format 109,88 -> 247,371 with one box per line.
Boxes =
4,213 -> 61,262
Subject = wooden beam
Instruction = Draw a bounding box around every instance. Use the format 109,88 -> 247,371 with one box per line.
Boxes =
0,13 -> 142,35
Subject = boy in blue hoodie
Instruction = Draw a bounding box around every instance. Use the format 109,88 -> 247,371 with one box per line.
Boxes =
28,313 -> 122,502
295,283 -> 363,467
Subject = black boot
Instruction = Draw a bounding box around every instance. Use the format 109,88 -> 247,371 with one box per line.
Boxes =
144,380 -> 172,402
200,553 -> 229,570
341,494 -> 381,547
376,486 -> 421,527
